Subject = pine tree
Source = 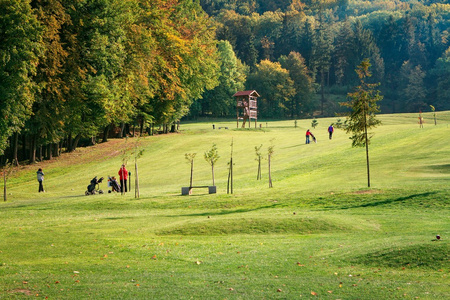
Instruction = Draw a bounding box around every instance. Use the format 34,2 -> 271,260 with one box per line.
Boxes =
342,59 -> 382,188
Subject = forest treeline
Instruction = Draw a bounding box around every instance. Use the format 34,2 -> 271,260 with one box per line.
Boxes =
2,0 -> 450,165
195,0 -> 450,118
1,0 -> 219,164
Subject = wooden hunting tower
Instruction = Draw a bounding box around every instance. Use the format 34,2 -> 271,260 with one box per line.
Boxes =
233,90 -> 260,128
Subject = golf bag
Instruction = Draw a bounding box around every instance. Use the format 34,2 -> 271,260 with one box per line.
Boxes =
85,176 -> 104,195
107,176 -> 121,193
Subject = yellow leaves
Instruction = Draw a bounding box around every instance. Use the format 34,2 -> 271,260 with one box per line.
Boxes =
311,291 -> 317,296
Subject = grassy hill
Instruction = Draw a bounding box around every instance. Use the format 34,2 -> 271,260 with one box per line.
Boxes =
1,112 -> 449,299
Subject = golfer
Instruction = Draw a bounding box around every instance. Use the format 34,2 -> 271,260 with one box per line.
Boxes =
328,124 -> 334,139
118,164 -> 128,193
37,168 -> 45,192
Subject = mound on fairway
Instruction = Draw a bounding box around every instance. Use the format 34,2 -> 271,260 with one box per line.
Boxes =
352,242 -> 449,269
157,216 -> 353,235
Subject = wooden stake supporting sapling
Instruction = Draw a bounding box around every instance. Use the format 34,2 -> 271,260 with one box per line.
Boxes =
227,139 -> 234,194
255,144 -> 263,180
267,142 -> 274,188
185,153 -> 197,190
132,137 -> 145,198
2,160 -> 15,202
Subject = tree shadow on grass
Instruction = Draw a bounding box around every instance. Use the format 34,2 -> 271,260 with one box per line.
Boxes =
337,192 -> 438,210
169,203 -> 283,218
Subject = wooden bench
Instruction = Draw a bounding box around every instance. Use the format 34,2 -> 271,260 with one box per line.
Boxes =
218,127 -> 228,129
181,186 -> 216,195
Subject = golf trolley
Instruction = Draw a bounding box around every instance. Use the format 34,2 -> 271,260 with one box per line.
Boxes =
85,176 -> 104,195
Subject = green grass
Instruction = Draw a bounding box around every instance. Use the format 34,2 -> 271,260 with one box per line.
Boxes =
1,112 -> 449,299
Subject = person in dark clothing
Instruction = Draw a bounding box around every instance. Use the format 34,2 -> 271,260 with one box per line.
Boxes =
37,168 -> 45,192
118,164 -> 128,193
328,124 -> 334,140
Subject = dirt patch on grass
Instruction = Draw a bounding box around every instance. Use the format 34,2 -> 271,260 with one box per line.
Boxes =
9,289 -> 34,296
10,138 -> 136,176
352,189 -> 382,195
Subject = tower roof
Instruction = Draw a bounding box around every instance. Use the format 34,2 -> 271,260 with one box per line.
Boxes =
233,90 -> 260,97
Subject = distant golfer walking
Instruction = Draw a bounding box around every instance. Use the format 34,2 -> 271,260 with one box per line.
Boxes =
37,168 -> 45,192
328,124 -> 334,140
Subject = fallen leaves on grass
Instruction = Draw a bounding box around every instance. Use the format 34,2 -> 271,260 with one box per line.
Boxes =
311,291 -> 317,296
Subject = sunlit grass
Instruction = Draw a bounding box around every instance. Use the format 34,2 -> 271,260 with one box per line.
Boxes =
1,112 -> 449,299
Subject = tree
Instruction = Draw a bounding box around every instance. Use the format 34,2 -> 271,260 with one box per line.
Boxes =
400,61 -> 427,112
185,153 -> 197,189
195,40 -> 247,117
342,59 -> 382,188
255,144 -> 263,180
279,51 -> 315,117
28,0 -> 71,163
311,118 -> 318,129
204,143 -> 220,186
246,60 -> 295,118
432,47 -> 450,111
0,0 -> 43,156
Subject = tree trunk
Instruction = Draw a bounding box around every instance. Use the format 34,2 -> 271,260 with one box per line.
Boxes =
139,119 -> 144,135
29,134 -> 36,164
12,132 -> 19,166
38,145 -> 43,161
102,125 -> 110,143
364,104 -> 370,188
71,134 -> 82,152
268,154 -> 273,188
52,143 -> 59,158
190,160 -> 194,188
257,157 -> 261,180
67,133 -> 73,152
170,123 -> 176,133
119,123 -> 125,138
321,70 -> 325,115
211,164 -> 215,186
22,134 -> 27,162
135,162 -> 140,198
3,169 -> 6,202
46,143 -> 53,160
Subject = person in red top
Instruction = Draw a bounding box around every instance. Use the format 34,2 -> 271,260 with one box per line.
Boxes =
118,164 -> 128,192
305,129 -> 312,144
